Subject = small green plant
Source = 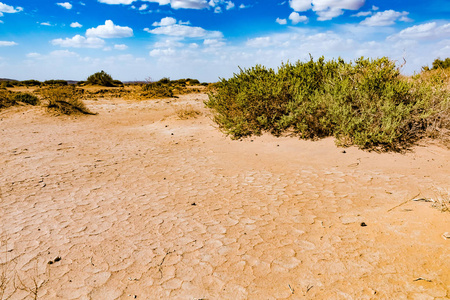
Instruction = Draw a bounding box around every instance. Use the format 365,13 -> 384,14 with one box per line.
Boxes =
13,92 -> 40,106
40,86 -> 96,115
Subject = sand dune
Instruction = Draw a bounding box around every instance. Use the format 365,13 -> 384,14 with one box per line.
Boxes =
1,94 -> 449,299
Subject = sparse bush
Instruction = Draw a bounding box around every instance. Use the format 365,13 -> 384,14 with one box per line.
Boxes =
20,80 -> 41,87
44,80 -> 68,86
86,70 -> 121,87
141,82 -> 173,99
207,56 -> 450,150
40,86 -> 96,115
13,92 -> 40,105
0,90 -> 15,109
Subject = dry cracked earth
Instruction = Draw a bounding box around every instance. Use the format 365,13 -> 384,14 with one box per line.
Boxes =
0,93 -> 449,299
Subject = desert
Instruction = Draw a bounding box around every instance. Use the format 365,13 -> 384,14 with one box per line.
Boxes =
1,72 -> 449,299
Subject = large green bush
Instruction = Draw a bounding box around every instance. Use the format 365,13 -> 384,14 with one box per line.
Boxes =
206,56 -> 449,150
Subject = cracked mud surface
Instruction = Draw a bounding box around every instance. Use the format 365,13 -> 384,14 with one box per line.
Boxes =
1,94 -> 449,299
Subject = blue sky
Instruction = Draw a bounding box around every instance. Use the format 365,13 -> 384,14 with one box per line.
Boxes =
0,0 -> 449,82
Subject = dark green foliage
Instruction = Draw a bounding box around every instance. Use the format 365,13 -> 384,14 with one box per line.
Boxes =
13,92 -> 40,105
141,82 -> 173,99
20,80 -> 41,87
86,70 -> 121,87
423,57 -> 450,71
206,56 -> 449,151
44,80 -> 68,86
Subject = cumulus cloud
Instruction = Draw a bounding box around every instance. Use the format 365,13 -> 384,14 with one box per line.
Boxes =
98,0 -> 134,4
86,20 -> 133,38
149,48 -> 176,57
225,1 -> 234,10
152,16 -> 177,26
57,2 -> 73,9
41,22 -> 52,26
148,17 -> 223,39
0,2 -> 23,14
289,12 -> 308,24
139,4 -> 148,10
70,22 -> 82,28
114,44 -> 128,50
388,22 -> 450,40
246,36 -> 272,48
289,0 -> 365,20
203,38 -> 225,47
0,41 -> 17,46
50,50 -> 78,57
52,35 -> 105,48
276,18 -> 287,25
171,0 -> 208,9
149,24 -> 222,38
360,10 -> 411,27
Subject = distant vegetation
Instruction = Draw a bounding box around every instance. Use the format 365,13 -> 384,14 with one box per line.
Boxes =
0,90 -> 40,109
83,70 -> 123,87
206,56 -> 450,151
423,57 -> 450,71
38,86 -> 96,115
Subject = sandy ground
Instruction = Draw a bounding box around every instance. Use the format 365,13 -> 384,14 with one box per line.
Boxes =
0,93 -> 449,299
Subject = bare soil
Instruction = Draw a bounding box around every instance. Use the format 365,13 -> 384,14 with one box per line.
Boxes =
1,93 -> 449,299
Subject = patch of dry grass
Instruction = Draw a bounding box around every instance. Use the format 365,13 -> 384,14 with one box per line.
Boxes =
175,105 -> 202,120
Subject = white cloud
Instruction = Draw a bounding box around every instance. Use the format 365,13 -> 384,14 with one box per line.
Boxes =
41,22 -> 52,26
0,41 -> 17,46
0,2 -> 23,14
114,44 -> 128,50
70,22 -> 82,28
86,20 -> 133,38
372,5 -> 378,10
203,39 -> 225,47
52,35 -> 105,48
239,3 -> 250,9
246,37 -> 272,48
153,39 -> 184,48
148,19 -> 223,39
361,10 -> 411,27
26,53 -> 41,58
152,17 -> 177,26
289,0 -> 311,12
57,2 -> 73,9
50,50 -> 78,57
351,11 -> 371,17
171,0 -> 208,9
139,4 -> 148,10
149,48 -> 176,57
289,0 -> 365,20
276,18 -> 287,25
98,0 -> 134,4
289,12 -> 308,24
225,1 -> 234,10
388,22 -> 450,41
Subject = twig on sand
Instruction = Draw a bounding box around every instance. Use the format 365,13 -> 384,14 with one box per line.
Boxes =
288,284 -> 294,294
413,277 -> 432,282
387,192 -> 420,212
158,250 -> 174,278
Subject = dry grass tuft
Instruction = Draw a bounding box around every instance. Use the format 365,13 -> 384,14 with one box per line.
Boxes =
39,86 -> 97,115
176,105 -> 202,120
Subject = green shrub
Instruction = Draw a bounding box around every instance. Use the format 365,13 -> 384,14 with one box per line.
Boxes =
86,70 -> 121,87
206,56 -> 449,150
20,80 -> 41,87
141,82 -> 173,99
44,80 -> 68,86
40,86 -> 96,115
0,90 -> 15,109
13,92 -> 40,105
